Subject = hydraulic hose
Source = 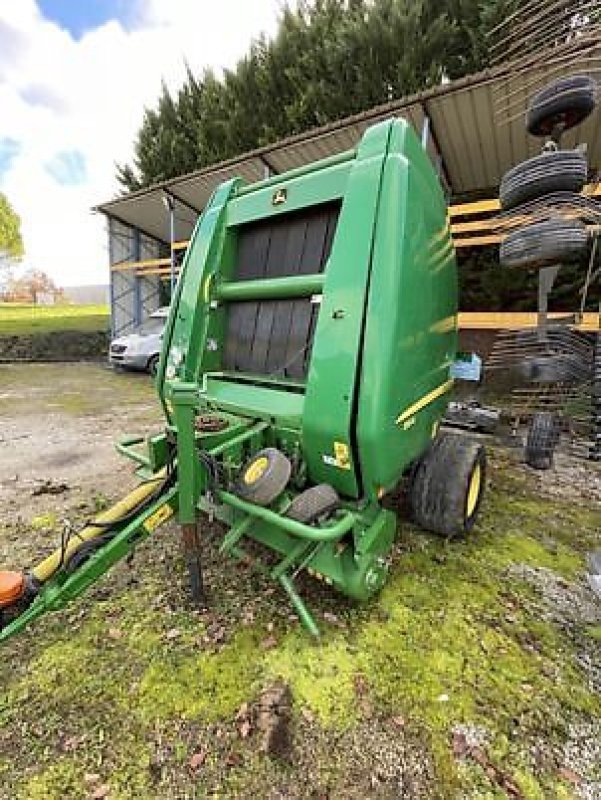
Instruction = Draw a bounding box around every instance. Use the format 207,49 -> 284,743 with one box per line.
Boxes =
31,468 -> 167,583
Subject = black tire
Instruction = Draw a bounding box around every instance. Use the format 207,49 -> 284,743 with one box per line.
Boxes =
147,354 -> 160,376
236,448 -> 292,506
286,484 -> 339,523
499,150 -> 587,210
527,75 -> 597,137
520,354 -> 585,384
525,412 -> 560,470
409,433 -> 486,538
500,219 -> 588,270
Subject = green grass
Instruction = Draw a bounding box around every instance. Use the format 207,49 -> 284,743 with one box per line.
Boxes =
0,303 -> 109,335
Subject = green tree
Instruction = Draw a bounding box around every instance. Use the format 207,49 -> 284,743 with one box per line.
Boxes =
117,0 -> 516,192
0,192 -> 24,260
0,192 -> 24,295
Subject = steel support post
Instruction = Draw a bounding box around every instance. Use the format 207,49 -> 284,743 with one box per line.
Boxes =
163,193 -> 176,297
171,381 -> 205,603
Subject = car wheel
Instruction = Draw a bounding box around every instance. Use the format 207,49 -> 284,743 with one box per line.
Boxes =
147,355 -> 160,376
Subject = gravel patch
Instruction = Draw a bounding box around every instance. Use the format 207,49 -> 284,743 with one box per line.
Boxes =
562,720 -> 601,800
508,563 -> 601,797
518,451 -> 601,504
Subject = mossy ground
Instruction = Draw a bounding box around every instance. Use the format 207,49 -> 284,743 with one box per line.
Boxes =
0,366 -> 599,798
1,450 -> 599,799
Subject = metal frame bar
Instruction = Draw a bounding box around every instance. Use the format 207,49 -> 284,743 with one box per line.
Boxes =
420,100 -> 453,194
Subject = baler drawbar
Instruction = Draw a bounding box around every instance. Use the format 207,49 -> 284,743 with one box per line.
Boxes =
0,118 -> 486,642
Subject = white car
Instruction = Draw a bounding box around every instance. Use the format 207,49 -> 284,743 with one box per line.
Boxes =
109,307 -> 169,375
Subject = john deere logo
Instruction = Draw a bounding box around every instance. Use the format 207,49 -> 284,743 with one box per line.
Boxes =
272,187 -> 287,205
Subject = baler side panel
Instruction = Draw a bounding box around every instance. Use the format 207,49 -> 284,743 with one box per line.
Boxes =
357,121 -> 458,496
160,179 -> 240,399
302,120 -> 394,499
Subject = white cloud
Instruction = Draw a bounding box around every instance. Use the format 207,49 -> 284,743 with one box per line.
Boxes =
0,0 -> 285,287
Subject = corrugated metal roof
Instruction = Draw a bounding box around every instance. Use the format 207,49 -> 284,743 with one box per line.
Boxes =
96,43 -> 601,244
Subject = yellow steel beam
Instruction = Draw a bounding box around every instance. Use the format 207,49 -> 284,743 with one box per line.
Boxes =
458,312 -> 600,331
136,267 -> 180,277
449,182 -> 601,219
449,198 -> 500,218
109,182 -> 601,272
110,256 -> 170,272
455,235 -> 503,248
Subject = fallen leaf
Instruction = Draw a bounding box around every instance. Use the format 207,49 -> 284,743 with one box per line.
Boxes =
391,715 -> 406,728
239,718 -> 252,739
84,773 -> 101,785
165,628 -> 181,640
108,628 -> 122,640
225,751 -> 243,767
558,767 -> 581,785
189,750 -> 206,771
452,731 -> 468,758
91,786 -> 110,799
260,635 -> 278,649
61,735 -> 81,752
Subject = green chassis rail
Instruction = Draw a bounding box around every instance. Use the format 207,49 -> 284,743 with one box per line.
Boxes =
0,414 -> 393,641
0,117 -> 466,642
0,448 -> 388,642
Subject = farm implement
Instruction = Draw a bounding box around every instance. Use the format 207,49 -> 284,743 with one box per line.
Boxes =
0,118 -> 487,642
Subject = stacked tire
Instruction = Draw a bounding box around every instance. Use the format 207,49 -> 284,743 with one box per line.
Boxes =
498,75 -> 598,469
499,75 -> 596,272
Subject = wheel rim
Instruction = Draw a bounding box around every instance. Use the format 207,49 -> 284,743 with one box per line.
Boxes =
244,456 -> 268,485
466,463 -> 482,518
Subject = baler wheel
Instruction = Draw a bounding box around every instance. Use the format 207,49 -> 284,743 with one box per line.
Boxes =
286,484 -> 339,523
500,219 -> 588,270
410,434 -> 486,538
527,75 -> 597,138
525,412 -> 560,470
236,448 -> 292,506
499,150 -> 587,210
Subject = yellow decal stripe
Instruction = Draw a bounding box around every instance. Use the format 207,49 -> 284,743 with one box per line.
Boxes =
203,273 -> 214,303
395,379 -> 454,425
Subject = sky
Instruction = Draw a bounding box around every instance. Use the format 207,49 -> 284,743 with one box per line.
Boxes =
0,0 -> 285,287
